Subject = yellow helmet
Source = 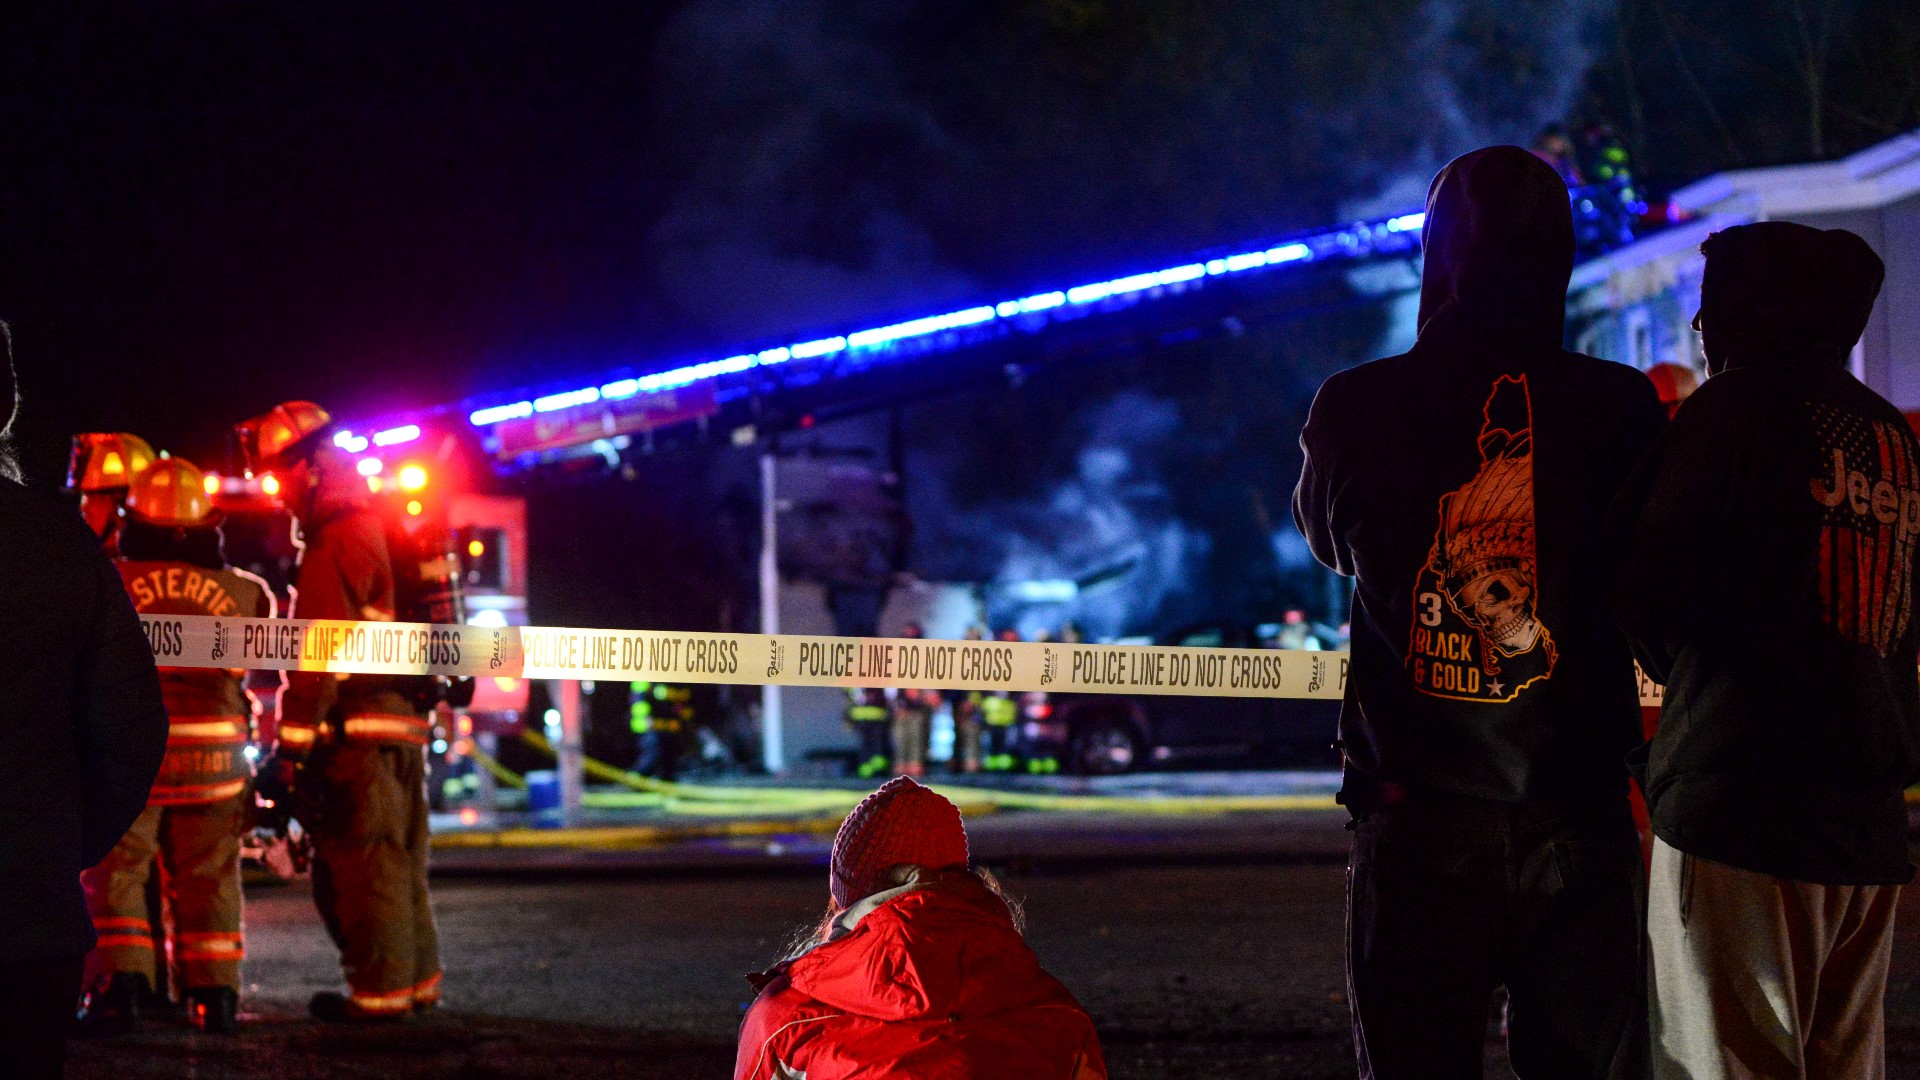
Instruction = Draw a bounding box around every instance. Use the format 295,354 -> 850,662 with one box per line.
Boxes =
67,432 -> 156,492
238,400 -> 332,469
124,457 -> 217,527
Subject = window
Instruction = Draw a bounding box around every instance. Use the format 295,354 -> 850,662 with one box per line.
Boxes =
1626,309 -> 1653,370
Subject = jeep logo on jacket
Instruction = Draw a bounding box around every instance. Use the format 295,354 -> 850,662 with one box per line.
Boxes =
1808,408 -> 1920,655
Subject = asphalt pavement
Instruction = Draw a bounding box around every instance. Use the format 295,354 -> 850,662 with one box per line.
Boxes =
59,793 -> 1920,1079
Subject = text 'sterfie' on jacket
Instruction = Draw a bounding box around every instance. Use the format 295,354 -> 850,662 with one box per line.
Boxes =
118,560 -> 275,803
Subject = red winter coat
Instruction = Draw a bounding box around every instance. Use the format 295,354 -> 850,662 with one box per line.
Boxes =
735,873 -> 1107,1080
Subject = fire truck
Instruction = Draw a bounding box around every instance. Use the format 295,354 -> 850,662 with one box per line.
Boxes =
207,424 -> 530,819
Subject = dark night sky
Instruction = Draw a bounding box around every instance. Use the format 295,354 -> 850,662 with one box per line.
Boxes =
1,6 -> 683,472
4,1 -> 1915,488
0,1 -> 1614,480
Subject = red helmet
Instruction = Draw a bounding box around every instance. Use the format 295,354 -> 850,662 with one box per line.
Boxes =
1645,363 -> 1700,418
67,432 -> 156,493
237,401 -> 332,470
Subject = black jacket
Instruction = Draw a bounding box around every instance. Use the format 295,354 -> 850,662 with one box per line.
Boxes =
1294,146 -> 1666,804
1609,225 -> 1919,884
0,478 -> 167,958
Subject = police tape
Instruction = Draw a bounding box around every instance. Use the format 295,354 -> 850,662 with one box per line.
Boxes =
139,613 -> 1351,700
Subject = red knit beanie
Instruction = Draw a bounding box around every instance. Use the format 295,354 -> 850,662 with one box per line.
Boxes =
830,777 -> 969,909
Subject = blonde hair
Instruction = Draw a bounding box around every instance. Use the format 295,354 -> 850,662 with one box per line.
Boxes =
780,864 -> 1024,963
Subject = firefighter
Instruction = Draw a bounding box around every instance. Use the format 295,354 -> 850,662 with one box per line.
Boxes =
67,432 -> 156,555
846,687 -> 891,779
1020,630 -> 1060,774
980,629 -> 1022,772
629,681 -> 689,781
75,458 -> 273,1036
945,625 -> 987,773
889,623 -> 935,777
244,401 -> 442,1022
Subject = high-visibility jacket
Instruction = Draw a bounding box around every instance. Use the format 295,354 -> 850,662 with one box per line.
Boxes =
280,506 -> 430,752
846,688 -> 888,723
980,693 -> 1018,728
630,681 -> 690,734
117,559 -> 274,804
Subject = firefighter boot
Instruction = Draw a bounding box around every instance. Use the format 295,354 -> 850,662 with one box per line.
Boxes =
73,972 -> 148,1039
309,991 -> 407,1024
187,986 -> 239,1034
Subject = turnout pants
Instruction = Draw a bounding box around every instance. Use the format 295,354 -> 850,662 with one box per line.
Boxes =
891,706 -> 931,772
1347,792 -> 1646,1079
310,742 -> 442,1015
1648,839 -> 1898,1079
82,796 -> 247,990
855,722 -> 891,763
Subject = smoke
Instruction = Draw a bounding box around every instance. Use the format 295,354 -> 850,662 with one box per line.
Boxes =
1343,0 -> 1616,356
911,392 -> 1209,640
647,1 -> 978,340
654,0 -> 1620,636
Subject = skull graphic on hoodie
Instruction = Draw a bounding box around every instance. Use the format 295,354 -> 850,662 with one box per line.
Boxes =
1408,374 -> 1558,701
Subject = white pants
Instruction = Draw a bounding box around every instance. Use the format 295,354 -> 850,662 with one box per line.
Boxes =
1648,839 -> 1898,1079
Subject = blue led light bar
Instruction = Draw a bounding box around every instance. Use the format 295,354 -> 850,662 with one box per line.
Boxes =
470,401 -> 534,426
535,388 -> 600,413
455,209 -> 1431,429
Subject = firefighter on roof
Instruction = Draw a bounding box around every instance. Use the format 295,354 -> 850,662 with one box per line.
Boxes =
244,401 -> 444,1023
75,457 -> 273,1037
67,432 -> 156,556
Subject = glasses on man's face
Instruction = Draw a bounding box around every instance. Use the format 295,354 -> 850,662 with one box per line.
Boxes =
1691,311 -> 1704,333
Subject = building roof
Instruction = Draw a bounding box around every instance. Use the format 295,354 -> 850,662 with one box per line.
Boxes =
1672,129 -> 1920,219
1571,126 -> 1920,294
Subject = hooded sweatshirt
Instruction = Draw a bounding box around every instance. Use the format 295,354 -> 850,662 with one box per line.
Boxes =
1608,221 -> 1919,885
1294,146 -> 1668,804
735,872 -> 1106,1080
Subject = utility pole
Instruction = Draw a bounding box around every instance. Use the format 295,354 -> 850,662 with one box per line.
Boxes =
552,678 -> 584,827
759,449 -> 785,774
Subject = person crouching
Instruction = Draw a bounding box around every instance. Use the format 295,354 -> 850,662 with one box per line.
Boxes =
735,777 -> 1106,1080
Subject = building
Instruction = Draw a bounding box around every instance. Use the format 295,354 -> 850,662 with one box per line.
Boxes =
1569,128 -> 1920,402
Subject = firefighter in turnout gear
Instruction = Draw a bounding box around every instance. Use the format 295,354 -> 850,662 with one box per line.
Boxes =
75,458 -> 272,1036
67,432 -> 156,556
629,681 -> 690,780
946,627 -> 987,774
1019,630 -> 1060,774
979,629 -> 1022,772
889,623 -> 934,777
243,401 -> 444,1023
846,687 -> 891,779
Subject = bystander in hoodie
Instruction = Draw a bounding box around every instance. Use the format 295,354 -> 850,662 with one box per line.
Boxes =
1608,222 -> 1917,1076
0,321 -> 169,1077
1294,146 -> 1665,1079
734,777 -> 1105,1080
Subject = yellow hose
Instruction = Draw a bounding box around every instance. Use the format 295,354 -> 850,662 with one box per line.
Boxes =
503,730 -> 1338,815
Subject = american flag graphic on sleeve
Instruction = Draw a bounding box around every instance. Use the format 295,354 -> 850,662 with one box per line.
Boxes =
1809,403 -> 1920,657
